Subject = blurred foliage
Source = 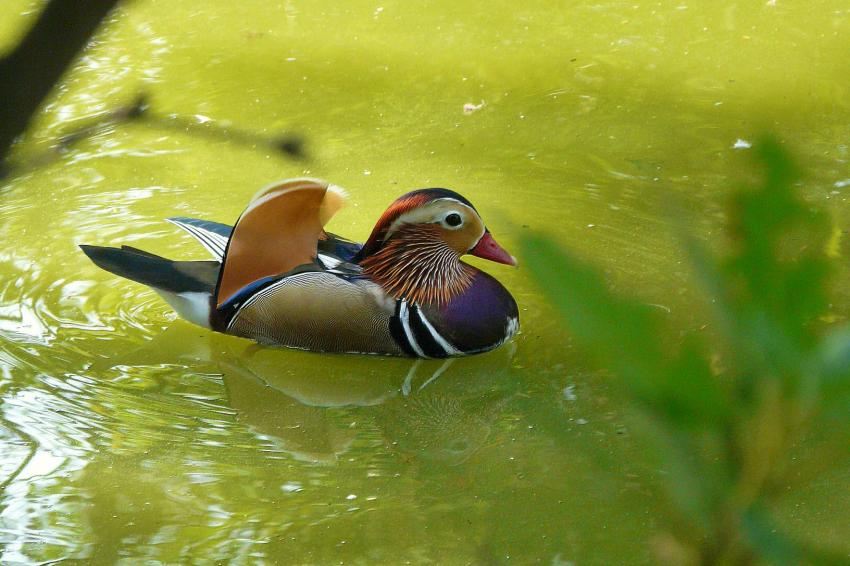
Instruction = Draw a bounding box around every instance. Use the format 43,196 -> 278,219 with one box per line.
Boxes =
522,138 -> 850,565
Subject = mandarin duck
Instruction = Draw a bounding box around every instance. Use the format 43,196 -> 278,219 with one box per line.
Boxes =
81,178 -> 519,357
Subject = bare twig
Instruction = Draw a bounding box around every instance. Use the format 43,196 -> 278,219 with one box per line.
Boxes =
141,104 -> 306,159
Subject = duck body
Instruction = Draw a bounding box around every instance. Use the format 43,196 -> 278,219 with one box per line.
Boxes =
81,179 -> 519,358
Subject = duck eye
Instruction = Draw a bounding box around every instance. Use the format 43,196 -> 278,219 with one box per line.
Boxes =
444,213 -> 463,227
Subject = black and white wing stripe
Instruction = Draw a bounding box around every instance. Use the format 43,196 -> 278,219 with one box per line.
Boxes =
391,299 -> 462,359
167,217 -> 232,261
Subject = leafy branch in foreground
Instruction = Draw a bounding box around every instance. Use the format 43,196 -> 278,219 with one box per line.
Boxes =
522,138 -> 850,565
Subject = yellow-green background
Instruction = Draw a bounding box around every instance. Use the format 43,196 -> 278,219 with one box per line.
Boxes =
1,1 -> 850,563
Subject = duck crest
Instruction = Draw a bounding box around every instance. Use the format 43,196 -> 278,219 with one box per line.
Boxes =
356,188 -> 479,260
356,193 -> 432,259
359,224 -> 475,306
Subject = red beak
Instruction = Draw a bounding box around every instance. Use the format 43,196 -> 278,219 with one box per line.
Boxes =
469,232 -> 517,266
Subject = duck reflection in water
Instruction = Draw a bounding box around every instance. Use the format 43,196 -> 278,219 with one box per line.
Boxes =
97,325 -> 518,465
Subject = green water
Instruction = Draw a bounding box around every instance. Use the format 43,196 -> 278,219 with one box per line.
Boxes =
2,1 -> 850,563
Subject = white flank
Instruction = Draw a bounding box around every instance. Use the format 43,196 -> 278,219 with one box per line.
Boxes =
155,290 -> 212,328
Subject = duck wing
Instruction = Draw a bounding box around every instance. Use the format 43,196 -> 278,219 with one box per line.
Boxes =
215,178 -> 347,306
166,217 -> 232,261
316,232 -> 364,275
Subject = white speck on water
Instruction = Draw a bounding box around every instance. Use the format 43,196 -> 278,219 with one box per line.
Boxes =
463,100 -> 486,115
562,385 -> 577,401
575,418 -> 588,425
733,138 -> 752,149
374,6 -> 384,17
363,170 -> 372,176
346,494 -> 357,500
281,482 -> 303,493
648,303 -> 672,314
286,57 -> 297,62
194,114 -> 212,124
834,179 -> 850,188
587,223 -> 596,228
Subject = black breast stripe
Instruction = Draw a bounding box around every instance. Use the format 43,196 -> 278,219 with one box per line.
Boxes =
409,305 -> 451,358
389,300 -> 418,357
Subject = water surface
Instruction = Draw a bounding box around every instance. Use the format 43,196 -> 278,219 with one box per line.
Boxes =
2,1 -> 850,563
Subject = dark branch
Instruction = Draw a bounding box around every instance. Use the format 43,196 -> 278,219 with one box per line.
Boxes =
0,0 -> 123,168
142,109 -> 306,160
1,93 -> 306,179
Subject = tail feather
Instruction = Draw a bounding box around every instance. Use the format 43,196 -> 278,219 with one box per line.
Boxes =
80,245 -> 218,294
119,245 -> 163,259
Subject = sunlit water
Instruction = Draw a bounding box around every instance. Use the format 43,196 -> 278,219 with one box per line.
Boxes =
2,1 -> 850,563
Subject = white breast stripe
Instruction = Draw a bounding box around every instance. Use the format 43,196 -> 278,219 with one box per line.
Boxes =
414,308 -> 462,356
399,300 -> 429,358
506,316 -> 519,339
493,316 -> 520,349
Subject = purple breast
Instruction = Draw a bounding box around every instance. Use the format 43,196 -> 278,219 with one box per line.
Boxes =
427,270 -> 518,354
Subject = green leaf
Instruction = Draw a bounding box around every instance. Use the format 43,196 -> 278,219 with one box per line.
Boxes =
812,325 -> 850,412
521,235 -> 728,429
521,235 -> 662,366
723,138 -> 831,366
743,505 -> 850,566
742,505 -> 804,566
659,337 -> 729,428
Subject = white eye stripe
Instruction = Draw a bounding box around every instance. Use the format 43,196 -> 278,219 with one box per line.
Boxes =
385,198 -> 470,238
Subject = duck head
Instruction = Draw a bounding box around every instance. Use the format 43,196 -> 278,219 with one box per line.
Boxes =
356,188 -> 516,305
